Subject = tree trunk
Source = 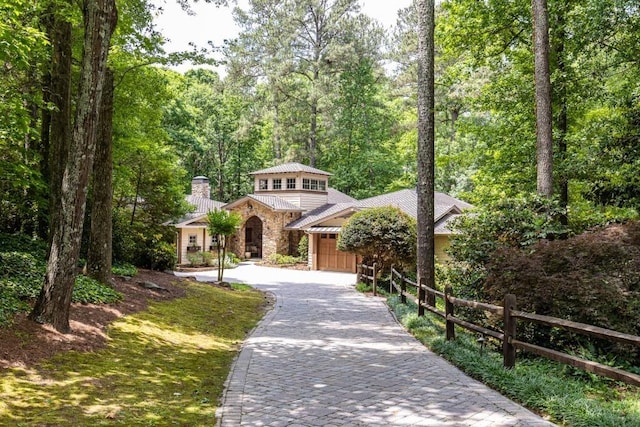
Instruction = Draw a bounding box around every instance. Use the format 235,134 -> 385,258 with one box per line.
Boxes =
30,0 -> 117,333
532,0 -> 553,198
309,95 -> 318,167
416,0 -> 436,297
87,68 -> 114,284
553,4 -> 569,226
48,8 -> 73,245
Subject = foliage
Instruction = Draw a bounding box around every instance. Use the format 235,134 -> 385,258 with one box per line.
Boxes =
111,263 -> 137,277
338,206 -> 416,274
268,254 -> 301,265
163,69 -> 265,202
0,280 -> 266,424
388,295 -> 640,426
72,276 -> 123,304
443,195 -> 568,301
0,233 -> 123,325
112,212 -> 176,271
186,251 -> 214,267
483,221 -> 640,364
297,235 -> 308,259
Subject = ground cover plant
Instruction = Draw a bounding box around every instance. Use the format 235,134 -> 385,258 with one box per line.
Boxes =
0,234 -> 123,326
387,295 -> 640,427
0,279 -> 267,425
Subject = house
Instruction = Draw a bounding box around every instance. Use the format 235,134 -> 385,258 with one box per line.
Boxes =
173,163 -> 473,272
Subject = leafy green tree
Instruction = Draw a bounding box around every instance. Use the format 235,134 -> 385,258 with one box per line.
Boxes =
337,207 -> 416,274
207,209 -> 242,282
164,69 -> 266,201
319,59 -> 399,198
229,0 -> 383,166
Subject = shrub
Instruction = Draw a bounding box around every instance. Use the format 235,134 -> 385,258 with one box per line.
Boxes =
338,206 -> 416,274
483,221 -> 640,364
298,235 -> 308,259
187,252 -> 206,266
443,195 -> 568,302
112,263 -> 137,277
269,253 -> 299,265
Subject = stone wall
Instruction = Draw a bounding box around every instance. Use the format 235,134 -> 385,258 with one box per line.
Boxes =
227,200 -> 302,261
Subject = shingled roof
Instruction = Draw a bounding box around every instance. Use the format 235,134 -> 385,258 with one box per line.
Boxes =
286,188 -> 473,234
250,162 -> 332,176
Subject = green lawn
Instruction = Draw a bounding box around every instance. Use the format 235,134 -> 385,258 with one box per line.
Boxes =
0,281 -> 267,426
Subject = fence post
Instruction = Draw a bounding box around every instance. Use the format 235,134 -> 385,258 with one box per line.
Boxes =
356,264 -> 361,284
503,293 -> 517,369
372,262 -> 378,296
418,276 -> 426,316
390,265 -> 395,295
445,285 -> 455,341
400,275 -> 407,304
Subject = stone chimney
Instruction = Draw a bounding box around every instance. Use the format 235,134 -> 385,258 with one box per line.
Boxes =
191,176 -> 210,199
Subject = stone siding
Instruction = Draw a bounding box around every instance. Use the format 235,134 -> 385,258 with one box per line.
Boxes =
227,200 -> 302,261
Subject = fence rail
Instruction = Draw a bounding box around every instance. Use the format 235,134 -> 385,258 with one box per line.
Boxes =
358,263 -> 640,387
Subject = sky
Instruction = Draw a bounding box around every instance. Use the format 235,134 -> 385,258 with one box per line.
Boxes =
152,0 -> 413,72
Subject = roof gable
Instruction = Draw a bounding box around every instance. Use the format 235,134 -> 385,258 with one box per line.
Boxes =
224,194 -> 303,212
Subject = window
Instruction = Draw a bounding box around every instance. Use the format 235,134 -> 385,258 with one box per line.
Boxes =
310,179 -> 318,190
210,235 -> 218,245
287,178 -> 296,189
303,178 -> 310,189
273,178 -> 282,189
329,234 -> 336,239
318,180 -> 326,190
188,235 -> 197,246
259,179 -> 268,190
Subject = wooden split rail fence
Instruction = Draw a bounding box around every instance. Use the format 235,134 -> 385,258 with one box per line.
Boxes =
356,263 -> 640,387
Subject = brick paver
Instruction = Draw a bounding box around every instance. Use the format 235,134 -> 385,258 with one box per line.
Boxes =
179,264 -> 555,426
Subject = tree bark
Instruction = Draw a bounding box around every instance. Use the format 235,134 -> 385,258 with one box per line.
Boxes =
553,4 -> 568,226
532,0 -> 553,198
30,0 -> 118,333
48,8 -> 73,245
416,0 -> 436,297
87,68 -> 114,284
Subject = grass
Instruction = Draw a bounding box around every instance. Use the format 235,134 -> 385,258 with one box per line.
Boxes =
0,280 -> 267,426
388,295 -> 640,427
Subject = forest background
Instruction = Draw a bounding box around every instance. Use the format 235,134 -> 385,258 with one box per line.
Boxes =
1,0 -> 639,282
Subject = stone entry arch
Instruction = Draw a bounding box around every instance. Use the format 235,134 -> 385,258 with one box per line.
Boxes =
244,216 -> 263,258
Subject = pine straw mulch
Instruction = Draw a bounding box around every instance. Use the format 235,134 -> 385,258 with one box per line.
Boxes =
0,270 -> 191,370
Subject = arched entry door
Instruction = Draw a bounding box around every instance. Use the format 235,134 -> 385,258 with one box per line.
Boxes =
244,216 -> 263,259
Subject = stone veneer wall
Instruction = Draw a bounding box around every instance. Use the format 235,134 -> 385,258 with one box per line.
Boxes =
227,200 -> 302,261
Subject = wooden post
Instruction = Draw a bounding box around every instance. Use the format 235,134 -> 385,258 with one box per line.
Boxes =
418,276 -> 426,316
372,262 -> 377,296
401,276 -> 407,304
390,265 -> 395,295
503,293 -> 517,369
445,285 -> 455,341
356,264 -> 361,284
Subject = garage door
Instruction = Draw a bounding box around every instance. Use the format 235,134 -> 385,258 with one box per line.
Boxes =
318,233 -> 354,272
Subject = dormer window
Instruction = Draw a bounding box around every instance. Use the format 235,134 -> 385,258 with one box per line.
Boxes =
287,178 -> 296,189
302,178 -> 325,191
273,178 -> 282,190
259,179 -> 268,190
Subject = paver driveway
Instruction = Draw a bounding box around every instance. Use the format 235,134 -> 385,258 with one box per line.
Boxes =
176,264 -> 555,426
